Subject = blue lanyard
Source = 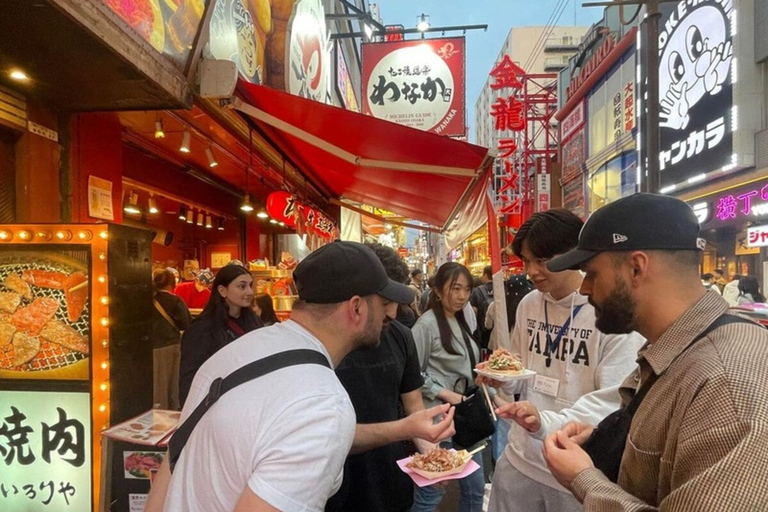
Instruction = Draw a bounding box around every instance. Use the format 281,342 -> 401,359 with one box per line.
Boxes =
544,302 -> 584,363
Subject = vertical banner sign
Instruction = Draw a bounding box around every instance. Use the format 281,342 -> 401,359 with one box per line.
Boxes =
653,0 -> 734,188
488,56 -> 527,222
362,37 -> 466,137
336,41 -> 359,112
0,391 -> 91,511
287,0 -> 331,103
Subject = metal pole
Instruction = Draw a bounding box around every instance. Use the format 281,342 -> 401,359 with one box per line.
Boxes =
645,0 -> 661,193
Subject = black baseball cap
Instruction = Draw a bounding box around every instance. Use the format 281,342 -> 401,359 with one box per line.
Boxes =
547,193 -> 705,272
294,241 -> 415,304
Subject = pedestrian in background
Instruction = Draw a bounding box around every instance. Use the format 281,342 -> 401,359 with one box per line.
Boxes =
152,269 -> 191,410
722,274 -> 741,306
737,275 -> 765,304
179,265 -> 262,406
252,293 -> 279,326
411,262 -> 486,512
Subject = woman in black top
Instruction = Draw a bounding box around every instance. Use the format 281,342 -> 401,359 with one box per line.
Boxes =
179,264 -> 262,406
152,269 -> 192,410
252,293 -> 280,326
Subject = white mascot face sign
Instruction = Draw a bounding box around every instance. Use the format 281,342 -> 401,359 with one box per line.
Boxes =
658,1 -> 733,131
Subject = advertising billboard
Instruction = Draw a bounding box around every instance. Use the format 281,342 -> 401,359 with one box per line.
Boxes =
651,0 -> 735,189
362,37 -> 466,137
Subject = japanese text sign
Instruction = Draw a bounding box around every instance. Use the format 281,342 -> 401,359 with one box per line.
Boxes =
688,179 -> 768,231
362,37 -> 466,137
747,226 -> 768,248
0,391 -> 91,511
652,0 -> 734,188
266,191 -> 336,239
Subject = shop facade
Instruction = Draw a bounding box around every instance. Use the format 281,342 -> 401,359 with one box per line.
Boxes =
556,7 -> 639,217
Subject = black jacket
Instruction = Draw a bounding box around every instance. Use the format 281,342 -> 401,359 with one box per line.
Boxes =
152,291 -> 192,350
178,313 -> 262,406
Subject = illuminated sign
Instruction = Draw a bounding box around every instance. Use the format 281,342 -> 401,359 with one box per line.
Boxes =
688,179 -> 768,230
747,226 -> 768,248
362,37 -> 466,137
0,391 -> 91,511
653,0 -> 734,189
287,0 -> 331,103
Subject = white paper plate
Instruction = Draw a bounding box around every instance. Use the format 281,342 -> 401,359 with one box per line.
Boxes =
474,368 -> 537,382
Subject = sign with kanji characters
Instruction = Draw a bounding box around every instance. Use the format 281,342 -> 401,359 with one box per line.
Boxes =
561,127 -> 586,181
287,0 -> 331,103
623,81 -> 635,133
687,178 -> 768,231
560,100 -> 585,141
0,391 -> 91,511
362,37 -> 466,137
336,41 -> 359,112
650,0 -> 734,189
266,191 -> 337,239
746,226 -> 768,248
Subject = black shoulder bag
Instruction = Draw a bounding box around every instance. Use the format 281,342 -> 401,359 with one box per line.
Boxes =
168,349 -> 331,472
452,326 -> 496,449
582,314 -> 752,483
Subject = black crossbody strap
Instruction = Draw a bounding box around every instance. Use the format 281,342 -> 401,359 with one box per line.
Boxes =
168,348 -> 331,472
628,313 -> 752,414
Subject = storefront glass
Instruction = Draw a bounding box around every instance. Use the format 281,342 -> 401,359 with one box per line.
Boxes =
588,151 -> 637,211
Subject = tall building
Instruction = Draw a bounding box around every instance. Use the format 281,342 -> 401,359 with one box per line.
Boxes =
474,26 -> 589,148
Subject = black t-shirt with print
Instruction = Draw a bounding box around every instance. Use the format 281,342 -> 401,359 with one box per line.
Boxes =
325,320 -> 424,512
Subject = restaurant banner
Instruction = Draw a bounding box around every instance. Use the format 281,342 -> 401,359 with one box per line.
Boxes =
0,390 -> 91,511
207,0 -> 332,103
562,173 -> 587,220
266,191 -> 337,239
362,37 -> 466,137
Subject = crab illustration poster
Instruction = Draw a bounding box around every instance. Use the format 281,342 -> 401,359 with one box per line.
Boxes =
653,0 -> 734,189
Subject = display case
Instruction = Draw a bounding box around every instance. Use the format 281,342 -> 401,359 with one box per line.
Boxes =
251,269 -> 297,321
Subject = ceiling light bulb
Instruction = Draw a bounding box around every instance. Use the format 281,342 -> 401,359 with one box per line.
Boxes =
123,191 -> 141,215
217,217 -> 225,231
148,197 -> 159,214
9,69 -> 29,81
269,219 -> 278,224
205,147 -> 218,168
178,204 -> 188,221
256,208 -> 269,219
154,120 -> 165,139
240,194 -> 254,212
196,212 -> 204,226
186,209 -> 194,224
278,221 -> 285,227
205,215 -> 213,229
180,131 -> 191,153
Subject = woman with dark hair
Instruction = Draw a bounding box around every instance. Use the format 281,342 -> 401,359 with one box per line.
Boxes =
737,275 -> 766,304
152,269 -> 191,410
252,293 -> 280,326
179,264 -> 262,406
411,262 -> 485,512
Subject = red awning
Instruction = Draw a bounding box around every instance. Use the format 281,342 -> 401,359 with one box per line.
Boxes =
234,82 -> 493,230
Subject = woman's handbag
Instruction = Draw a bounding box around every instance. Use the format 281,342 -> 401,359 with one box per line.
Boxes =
451,327 -> 495,449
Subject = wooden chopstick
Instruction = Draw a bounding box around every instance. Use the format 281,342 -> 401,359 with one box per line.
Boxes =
67,280 -> 89,293
467,444 -> 487,457
482,383 -> 497,421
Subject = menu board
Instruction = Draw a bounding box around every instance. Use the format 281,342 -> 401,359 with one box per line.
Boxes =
0,246 -> 91,380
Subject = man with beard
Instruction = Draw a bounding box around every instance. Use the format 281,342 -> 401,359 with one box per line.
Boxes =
542,194 -> 768,511
478,209 -> 644,512
146,242 -> 450,512
326,243 -> 455,512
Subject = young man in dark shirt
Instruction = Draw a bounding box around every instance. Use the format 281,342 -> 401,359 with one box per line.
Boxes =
326,244 -> 450,512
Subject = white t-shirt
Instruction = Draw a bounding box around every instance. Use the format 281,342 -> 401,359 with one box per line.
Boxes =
164,320 -> 355,512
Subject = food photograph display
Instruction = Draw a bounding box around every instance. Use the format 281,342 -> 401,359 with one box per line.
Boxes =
0,248 -> 91,380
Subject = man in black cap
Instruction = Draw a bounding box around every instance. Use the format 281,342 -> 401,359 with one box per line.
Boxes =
541,194 -> 768,511
147,241 -> 455,512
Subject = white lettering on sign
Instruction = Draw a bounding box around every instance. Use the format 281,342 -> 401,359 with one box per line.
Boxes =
561,101 -> 585,140
27,122 -> 58,143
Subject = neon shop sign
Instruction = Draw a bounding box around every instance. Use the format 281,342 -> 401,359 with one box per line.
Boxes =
693,182 -> 768,225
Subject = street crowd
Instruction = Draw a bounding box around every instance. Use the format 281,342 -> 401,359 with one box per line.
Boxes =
143,194 -> 768,512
